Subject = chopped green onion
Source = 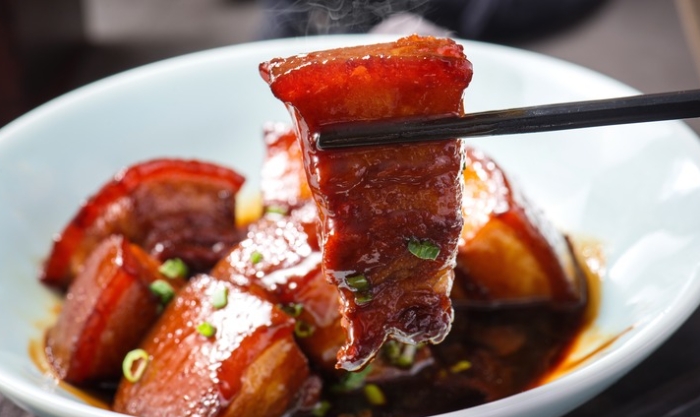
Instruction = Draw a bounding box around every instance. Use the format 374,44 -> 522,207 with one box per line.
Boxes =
158,258 -> 188,279
279,303 -> 304,318
396,344 -> 417,368
149,279 -> 175,305
346,274 -> 370,292
211,286 -> 228,309
382,340 -> 401,362
294,320 -> 315,338
197,322 -> 216,338
364,383 -> 387,406
355,292 -> 373,305
266,205 -> 288,215
407,239 -> 440,260
382,341 -> 416,368
345,273 -> 373,305
311,400 -> 331,417
450,360 -> 472,373
122,349 -> 149,383
250,251 -> 263,265
334,365 -> 373,392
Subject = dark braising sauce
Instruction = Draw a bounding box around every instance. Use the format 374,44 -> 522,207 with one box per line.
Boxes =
293,239 -> 602,417
303,305 -> 585,417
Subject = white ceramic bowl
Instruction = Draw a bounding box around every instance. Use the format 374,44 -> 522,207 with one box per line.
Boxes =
1,35 -> 700,417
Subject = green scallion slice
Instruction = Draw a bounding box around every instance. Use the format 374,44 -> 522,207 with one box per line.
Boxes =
279,303 -> 304,318
311,400 -> 331,417
382,340 -> 401,362
197,322 -> 217,338
355,292 -> 373,305
250,251 -> 263,265
382,341 -> 417,367
294,320 -> 315,338
149,279 -> 175,305
449,360 -> 472,373
334,365 -> 373,392
266,205 -> 288,215
211,286 -> 228,309
364,383 -> 387,406
346,274 -> 370,292
122,349 -> 149,383
158,258 -> 188,279
396,344 -> 417,368
407,239 -> 440,260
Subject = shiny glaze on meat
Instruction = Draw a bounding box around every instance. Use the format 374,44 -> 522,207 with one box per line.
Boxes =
46,235 -> 184,384
38,146 -> 592,417
210,214 -> 344,372
231,122 -> 343,371
260,35 -> 474,371
261,122 -> 313,213
37,35 -> 595,417
260,123 -> 320,250
453,148 -> 583,305
113,274 -> 310,417
41,159 -> 245,290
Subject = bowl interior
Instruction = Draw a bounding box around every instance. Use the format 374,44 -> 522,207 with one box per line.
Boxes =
1,35 -> 700,417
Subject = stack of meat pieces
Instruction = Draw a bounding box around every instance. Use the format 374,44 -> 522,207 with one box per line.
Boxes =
41,35 -> 584,417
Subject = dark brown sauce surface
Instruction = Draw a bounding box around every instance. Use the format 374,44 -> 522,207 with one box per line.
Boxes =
28,338 -> 112,410
296,304 -> 585,417
294,238 -> 605,416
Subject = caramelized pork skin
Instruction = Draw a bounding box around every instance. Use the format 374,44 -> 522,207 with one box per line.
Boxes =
261,123 -> 319,250
261,35 -> 473,370
213,122 -> 341,371
46,235 -> 184,384
41,159 -> 245,290
261,122 -> 313,213
211,215 -> 344,372
453,148 -> 584,306
114,274 -> 310,417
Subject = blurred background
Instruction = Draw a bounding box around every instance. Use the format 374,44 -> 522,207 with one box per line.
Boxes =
1,1 -> 700,416
1,0 -> 699,132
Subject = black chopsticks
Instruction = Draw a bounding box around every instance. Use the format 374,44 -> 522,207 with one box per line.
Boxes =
316,89 -> 700,150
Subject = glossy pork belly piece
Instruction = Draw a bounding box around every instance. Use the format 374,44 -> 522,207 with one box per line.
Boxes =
453,148 -> 583,305
259,124 -> 444,375
211,215 -> 344,372
260,123 -> 319,250
261,122 -> 313,213
41,159 -> 245,290
46,235 -> 183,384
260,35 -> 473,370
113,275 -> 310,417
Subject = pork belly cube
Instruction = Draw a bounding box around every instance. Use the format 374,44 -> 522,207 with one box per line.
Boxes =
46,235 -> 181,384
41,159 -> 245,290
211,215 -> 344,373
261,122 -> 313,213
113,274 -> 310,417
260,123 -> 320,250
453,148 -> 584,305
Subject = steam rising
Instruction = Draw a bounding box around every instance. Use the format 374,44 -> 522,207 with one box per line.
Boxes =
263,0 -> 431,37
